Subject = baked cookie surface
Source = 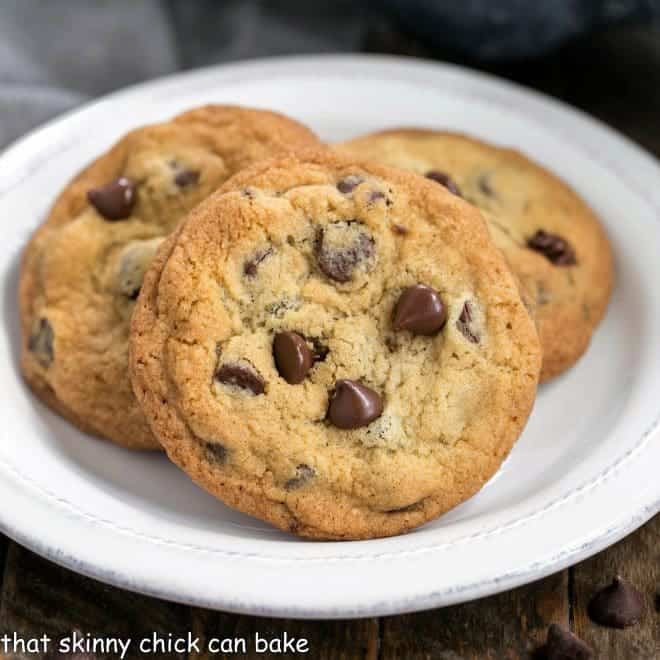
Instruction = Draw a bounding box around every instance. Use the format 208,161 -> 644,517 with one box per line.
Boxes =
337,130 -> 614,381
19,105 -> 320,449
130,151 -> 541,539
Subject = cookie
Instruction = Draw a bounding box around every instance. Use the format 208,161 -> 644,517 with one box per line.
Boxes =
336,130 -> 614,381
129,150 -> 541,539
19,105 -> 320,449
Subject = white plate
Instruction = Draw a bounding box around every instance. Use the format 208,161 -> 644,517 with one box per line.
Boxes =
0,55 -> 659,619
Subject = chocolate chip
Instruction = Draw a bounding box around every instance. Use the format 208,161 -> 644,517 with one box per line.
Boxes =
327,379 -> 383,429
273,331 -> 313,384
215,364 -> 265,395
337,175 -> 363,194
391,224 -> 408,235
425,170 -> 462,197
285,464 -> 315,490
588,576 -> 644,628
202,441 -> 227,464
527,230 -> 577,266
87,177 -> 136,220
310,337 -> 329,362
456,301 -> 479,343
536,281 -> 551,305
28,317 -> 54,368
315,222 -> 375,283
243,248 -> 272,277
117,238 -> 163,300
385,336 -> 398,353
265,299 -> 299,318
393,284 -> 447,336
544,624 -> 592,660
174,168 -> 200,188
477,173 -> 494,197
368,190 -> 386,203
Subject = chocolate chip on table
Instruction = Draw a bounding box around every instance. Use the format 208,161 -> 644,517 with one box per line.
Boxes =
28,317 -> 54,368
327,379 -> 383,429
456,301 -> 479,343
315,222 -> 375,283
393,284 -> 447,336
243,248 -> 272,277
527,230 -> 577,265
87,177 -> 136,220
587,576 -> 644,628
285,464 -> 315,490
425,170 -> 462,197
174,168 -> 200,188
202,441 -> 227,464
273,331 -> 313,384
543,624 -> 593,660
336,175 -> 363,194
215,364 -> 265,395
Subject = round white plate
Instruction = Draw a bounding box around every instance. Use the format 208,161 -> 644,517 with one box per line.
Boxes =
0,55 -> 658,619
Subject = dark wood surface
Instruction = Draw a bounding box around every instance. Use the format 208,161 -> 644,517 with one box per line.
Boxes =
0,518 -> 657,658
1,23 -> 660,660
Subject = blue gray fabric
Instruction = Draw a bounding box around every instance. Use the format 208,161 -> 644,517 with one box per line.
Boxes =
1,0 -> 657,149
383,0 -> 660,60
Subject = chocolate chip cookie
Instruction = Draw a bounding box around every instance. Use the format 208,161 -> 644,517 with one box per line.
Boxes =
337,130 -> 614,382
19,105 -> 320,449
129,150 -> 542,539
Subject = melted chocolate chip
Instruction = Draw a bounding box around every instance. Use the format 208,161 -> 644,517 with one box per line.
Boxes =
87,177 -> 136,220
544,624 -> 592,660
425,170 -> 462,197
215,364 -> 265,395
174,168 -> 200,188
527,230 -> 577,265
337,175 -> 363,194
477,173 -> 494,197
310,337 -> 329,362
285,464 -> 315,490
536,281 -> 551,306
456,301 -> 479,343
315,223 -> 375,283
28,318 -> 54,368
368,190 -> 386,203
243,248 -> 272,277
327,379 -> 383,429
385,336 -> 398,353
393,285 -> 447,336
266,299 -> 299,318
588,576 -> 644,628
202,441 -> 227,464
273,331 -> 313,384
117,238 -> 163,300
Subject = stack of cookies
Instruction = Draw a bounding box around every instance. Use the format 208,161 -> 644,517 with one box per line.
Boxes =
19,105 -> 613,540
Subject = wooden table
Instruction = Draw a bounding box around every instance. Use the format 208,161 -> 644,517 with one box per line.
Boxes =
1,24 -> 659,660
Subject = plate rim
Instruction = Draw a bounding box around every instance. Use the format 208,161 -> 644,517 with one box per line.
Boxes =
1,53 -> 659,619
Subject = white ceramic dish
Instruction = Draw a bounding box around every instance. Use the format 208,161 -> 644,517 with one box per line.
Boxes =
0,55 -> 658,619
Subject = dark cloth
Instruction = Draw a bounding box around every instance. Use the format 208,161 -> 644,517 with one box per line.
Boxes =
1,0 -> 657,149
